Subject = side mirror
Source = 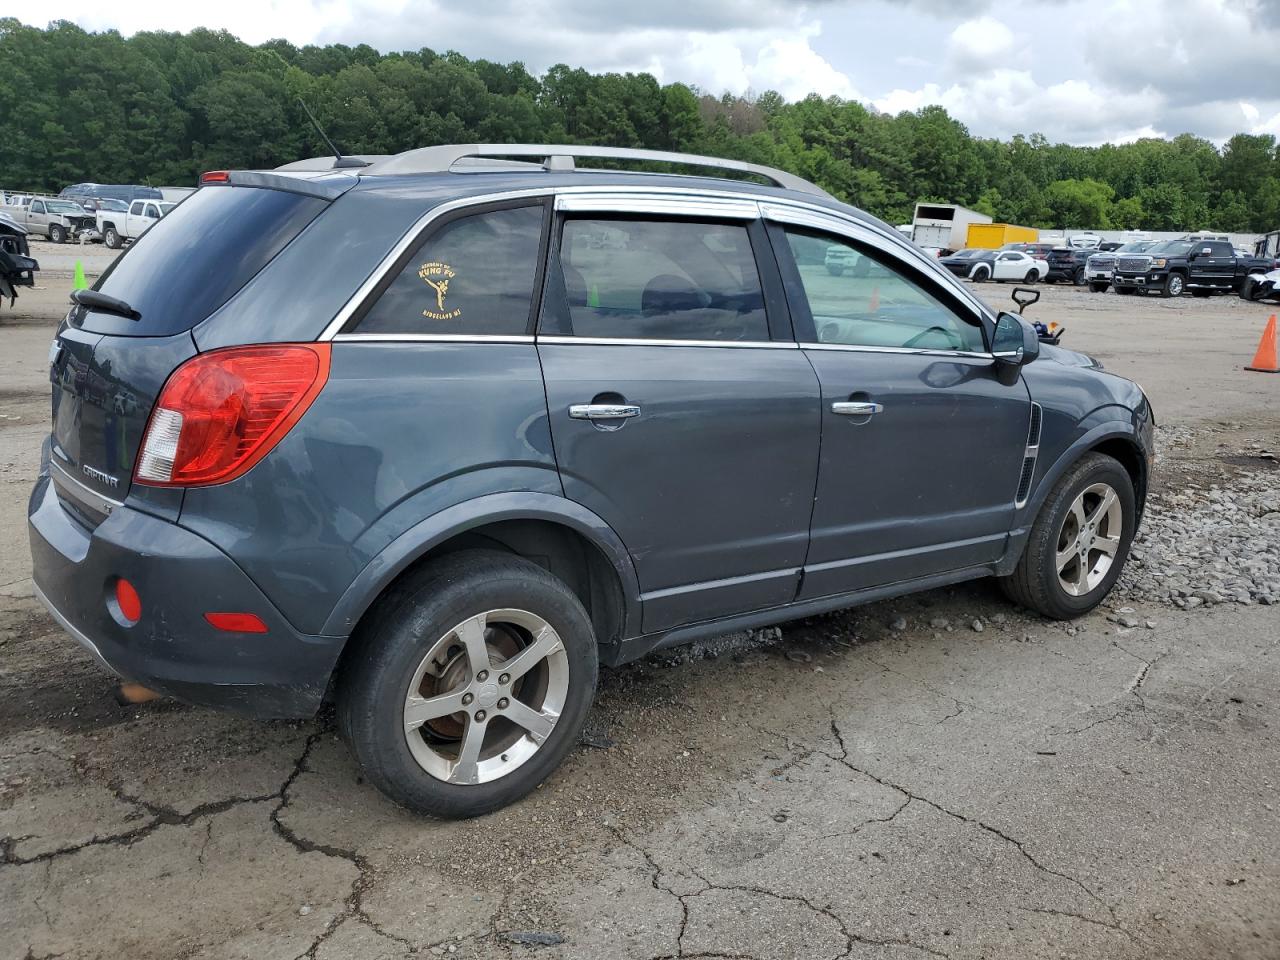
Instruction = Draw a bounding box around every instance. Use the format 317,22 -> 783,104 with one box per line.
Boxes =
992,312 -> 1040,369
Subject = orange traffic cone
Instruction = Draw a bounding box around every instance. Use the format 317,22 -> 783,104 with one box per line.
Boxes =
868,286 -> 880,313
1246,314 -> 1279,373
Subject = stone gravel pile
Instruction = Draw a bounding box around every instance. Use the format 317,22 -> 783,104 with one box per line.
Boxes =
1120,464 -> 1280,607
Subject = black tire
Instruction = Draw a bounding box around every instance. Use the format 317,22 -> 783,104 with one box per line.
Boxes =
49,224 -> 66,244
1073,267 -> 1088,286
103,226 -> 121,249
999,453 -> 1136,619
1089,282 -> 1109,293
826,265 -> 843,276
1161,272 -> 1185,298
1024,269 -> 1039,283
972,265 -> 990,282
338,550 -> 599,818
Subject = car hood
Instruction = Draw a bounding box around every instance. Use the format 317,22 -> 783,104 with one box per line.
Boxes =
1038,342 -> 1103,370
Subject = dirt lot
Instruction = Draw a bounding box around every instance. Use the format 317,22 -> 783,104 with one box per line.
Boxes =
2,240 -> 1278,960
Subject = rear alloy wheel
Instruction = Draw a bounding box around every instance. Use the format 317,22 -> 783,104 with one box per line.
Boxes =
972,265 -> 990,282
1024,269 -> 1040,283
339,550 -> 598,818
1162,272 -> 1185,298
103,226 -> 121,249
999,453 -> 1136,619
49,224 -> 66,244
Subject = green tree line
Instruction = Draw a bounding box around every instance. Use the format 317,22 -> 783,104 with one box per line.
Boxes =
3,18 -> 1279,233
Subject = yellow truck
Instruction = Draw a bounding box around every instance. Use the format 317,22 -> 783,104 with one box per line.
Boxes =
966,223 -> 1039,249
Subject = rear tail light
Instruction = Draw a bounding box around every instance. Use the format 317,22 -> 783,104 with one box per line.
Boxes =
135,344 -> 330,487
114,578 -> 142,623
204,612 -> 268,633
200,170 -> 230,184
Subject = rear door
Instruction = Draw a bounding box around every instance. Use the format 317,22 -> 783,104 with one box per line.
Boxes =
765,208 -> 1031,599
537,195 -> 821,633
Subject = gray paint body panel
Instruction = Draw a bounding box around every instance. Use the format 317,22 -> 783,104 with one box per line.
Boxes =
177,342 -> 560,635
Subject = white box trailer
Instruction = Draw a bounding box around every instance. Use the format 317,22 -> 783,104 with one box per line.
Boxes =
911,203 -> 992,250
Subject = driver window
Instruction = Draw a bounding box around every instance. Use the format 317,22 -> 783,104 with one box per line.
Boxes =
784,228 -> 985,352
558,218 -> 768,341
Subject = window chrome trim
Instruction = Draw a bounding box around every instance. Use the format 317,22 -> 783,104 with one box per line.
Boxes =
334,333 -> 535,344
799,342 -> 993,360
555,193 -> 759,219
51,459 -> 123,515
316,183 -> 994,344
538,335 -> 797,349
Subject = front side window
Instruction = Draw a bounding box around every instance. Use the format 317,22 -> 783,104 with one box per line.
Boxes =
130,201 -> 144,215
356,204 -> 545,336
31,201 -> 44,214
557,218 -> 768,341
784,228 -> 985,352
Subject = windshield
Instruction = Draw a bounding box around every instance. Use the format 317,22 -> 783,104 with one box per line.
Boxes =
1150,241 -> 1193,257
951,249 -> 982,258
1117,242 -> 1152,253
47,201 -> 86,214
96,199 -> 127,212
159,202 -> 176,215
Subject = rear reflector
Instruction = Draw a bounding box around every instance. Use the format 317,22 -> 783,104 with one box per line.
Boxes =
135,343 -> 330,487
200,170 -> 230,184
115,579 -> 142,622
204,612 -> 269,633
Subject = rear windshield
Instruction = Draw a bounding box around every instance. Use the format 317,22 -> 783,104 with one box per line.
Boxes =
84,186 -> 326,336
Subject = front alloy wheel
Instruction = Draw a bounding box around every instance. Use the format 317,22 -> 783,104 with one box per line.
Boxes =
1163,273 -> 1185,298
1054,482 -> 1123,596
999,452 -> 1136,619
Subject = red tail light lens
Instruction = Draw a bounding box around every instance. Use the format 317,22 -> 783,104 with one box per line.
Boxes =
115,578 -> 142,623
200,170 -> 230,184
135,344 -> 330,487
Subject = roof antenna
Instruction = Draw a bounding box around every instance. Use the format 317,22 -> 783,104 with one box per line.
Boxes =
297,98 -> 368,169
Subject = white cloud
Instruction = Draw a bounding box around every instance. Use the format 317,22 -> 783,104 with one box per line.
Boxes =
946,16 -> 1017,74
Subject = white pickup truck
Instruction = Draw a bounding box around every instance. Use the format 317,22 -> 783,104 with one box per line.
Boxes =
97,198 -> 174,249
8,197 -> 96,243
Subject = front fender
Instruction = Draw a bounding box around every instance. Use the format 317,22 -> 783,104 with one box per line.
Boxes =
320,491 -> 642,638
1014,394 -> 1152,523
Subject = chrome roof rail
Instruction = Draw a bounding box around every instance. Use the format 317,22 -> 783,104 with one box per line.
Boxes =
358,144 -> 831,198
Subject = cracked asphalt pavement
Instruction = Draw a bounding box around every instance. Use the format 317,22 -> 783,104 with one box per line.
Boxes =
2,246 -> 1278,959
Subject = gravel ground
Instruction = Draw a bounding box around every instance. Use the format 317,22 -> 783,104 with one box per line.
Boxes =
1,252 -> 1278,960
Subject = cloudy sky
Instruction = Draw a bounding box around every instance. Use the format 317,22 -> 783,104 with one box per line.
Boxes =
17,0 -> 1280,145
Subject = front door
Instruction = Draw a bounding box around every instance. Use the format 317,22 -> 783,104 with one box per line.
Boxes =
769,220 -> 1032,600
538,207 -> 821,633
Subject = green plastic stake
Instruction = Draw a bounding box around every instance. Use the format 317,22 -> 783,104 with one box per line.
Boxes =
73,260 -> 88,290
588,282 -> 600,308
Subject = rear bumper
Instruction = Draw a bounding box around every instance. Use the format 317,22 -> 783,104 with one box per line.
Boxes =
27,468 -> 346,719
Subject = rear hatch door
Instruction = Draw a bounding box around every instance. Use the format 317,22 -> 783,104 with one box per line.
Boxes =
48,183 -> 331,515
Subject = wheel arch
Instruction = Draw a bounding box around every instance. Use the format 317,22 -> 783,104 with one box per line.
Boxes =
1022,420 -> 1149,530
321,492 -> 641,650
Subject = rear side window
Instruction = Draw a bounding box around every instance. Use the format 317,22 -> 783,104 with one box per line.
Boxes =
88,186 -> 326,336
557,218 -> 768,341
355,204 -> 545,336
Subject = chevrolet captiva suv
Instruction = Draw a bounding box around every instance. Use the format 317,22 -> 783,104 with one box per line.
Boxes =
30,145 -> 1154,817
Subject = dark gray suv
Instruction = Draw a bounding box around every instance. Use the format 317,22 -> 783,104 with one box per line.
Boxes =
29,145 -> 1154,817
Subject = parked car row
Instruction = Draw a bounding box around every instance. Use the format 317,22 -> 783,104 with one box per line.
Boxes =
939,247 -> 1047,282
0,191 -> 175,246
1092,237 -> 1271,298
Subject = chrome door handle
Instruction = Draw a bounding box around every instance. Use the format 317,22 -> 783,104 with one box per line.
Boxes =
569,403 -> 641,420
831,401 -> 883,416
